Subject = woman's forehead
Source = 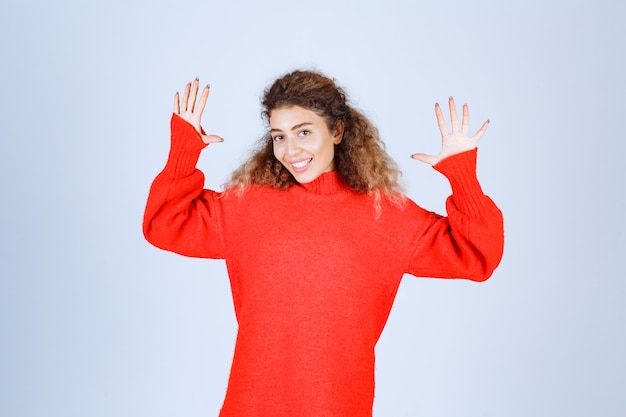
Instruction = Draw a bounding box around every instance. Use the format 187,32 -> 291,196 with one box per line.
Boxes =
269,106 -> 325,128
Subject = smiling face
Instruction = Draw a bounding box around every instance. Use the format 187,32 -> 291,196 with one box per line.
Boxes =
270,106 -> 343,184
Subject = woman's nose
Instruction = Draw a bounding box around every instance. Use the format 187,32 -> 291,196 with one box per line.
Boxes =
286,137 -> 300,155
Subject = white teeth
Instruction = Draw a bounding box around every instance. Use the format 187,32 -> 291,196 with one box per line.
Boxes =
292,159 -> 311,168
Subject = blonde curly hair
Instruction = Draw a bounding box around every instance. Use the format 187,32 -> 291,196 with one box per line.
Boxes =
226,70 -> 405,206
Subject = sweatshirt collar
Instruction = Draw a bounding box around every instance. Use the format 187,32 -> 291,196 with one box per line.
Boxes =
297,171 -> 349,195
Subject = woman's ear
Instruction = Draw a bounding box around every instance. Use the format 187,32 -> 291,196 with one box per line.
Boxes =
333,121 -> 345,144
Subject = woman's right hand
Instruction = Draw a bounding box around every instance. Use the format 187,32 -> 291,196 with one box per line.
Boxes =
174,78 -> 224,144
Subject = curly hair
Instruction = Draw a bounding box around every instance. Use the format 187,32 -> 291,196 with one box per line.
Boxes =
226,70 -> 405,206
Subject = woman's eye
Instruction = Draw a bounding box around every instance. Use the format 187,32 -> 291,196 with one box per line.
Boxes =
273,135 -> 283,142
299,130 -> 310,137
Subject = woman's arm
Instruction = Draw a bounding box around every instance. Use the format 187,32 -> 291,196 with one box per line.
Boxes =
143,79 -> 227,259
407,98 -> 504,281
407,149 -> 504,281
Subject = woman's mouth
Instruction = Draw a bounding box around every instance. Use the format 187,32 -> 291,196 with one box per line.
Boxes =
290,158 -> 312,173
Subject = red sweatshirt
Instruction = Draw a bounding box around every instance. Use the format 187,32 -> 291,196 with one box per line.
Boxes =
143,114 -> 504,417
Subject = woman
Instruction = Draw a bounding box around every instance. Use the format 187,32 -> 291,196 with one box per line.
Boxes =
143,70 -> 504,417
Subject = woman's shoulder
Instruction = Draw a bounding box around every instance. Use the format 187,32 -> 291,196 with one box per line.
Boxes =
377,192 -> 437,221
220,183 -> 287,204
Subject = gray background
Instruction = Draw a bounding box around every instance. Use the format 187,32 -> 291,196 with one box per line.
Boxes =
1,0 -> 624,416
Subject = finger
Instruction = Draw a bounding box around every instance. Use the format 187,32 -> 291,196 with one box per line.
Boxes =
471,119 -> 490,142
195,84 -> 210,119
434,103 -> 449,136
182,82 -> 191,111
448,96 -> 459,132
187,78 -> 199,113
173,92 -> 180,114
411,152 -> 435,166
461,103 -> 469,135
203,134 -> 224,144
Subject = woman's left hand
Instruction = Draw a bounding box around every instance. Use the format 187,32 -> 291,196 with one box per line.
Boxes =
411,97 -> 489,166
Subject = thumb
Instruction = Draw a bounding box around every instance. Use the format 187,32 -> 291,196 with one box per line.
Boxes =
410,152 -> 435,166
202,134 -> 224,145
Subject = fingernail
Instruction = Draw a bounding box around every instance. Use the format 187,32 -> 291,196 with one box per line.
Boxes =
195,77 -> 199,81
435,102 -> 439,107
206,84 -> 211,89
487,119 -> 491,123
449,96 -> 453,100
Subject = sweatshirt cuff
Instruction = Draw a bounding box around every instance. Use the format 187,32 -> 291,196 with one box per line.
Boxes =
433,148 -> 486,214
163,113 -> 208,178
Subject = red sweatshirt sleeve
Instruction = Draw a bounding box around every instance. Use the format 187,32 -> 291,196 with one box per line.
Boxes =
407,149 -> 504,281
142,114 -> 226,259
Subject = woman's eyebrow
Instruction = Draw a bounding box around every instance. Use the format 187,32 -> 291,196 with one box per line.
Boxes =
271,122 -> 313,133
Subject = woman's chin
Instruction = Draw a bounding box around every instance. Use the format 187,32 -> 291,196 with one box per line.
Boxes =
291,170 -> 321,184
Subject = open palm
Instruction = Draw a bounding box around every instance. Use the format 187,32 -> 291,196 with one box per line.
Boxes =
412,97 -> 489,166
174,78 -> 223,145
